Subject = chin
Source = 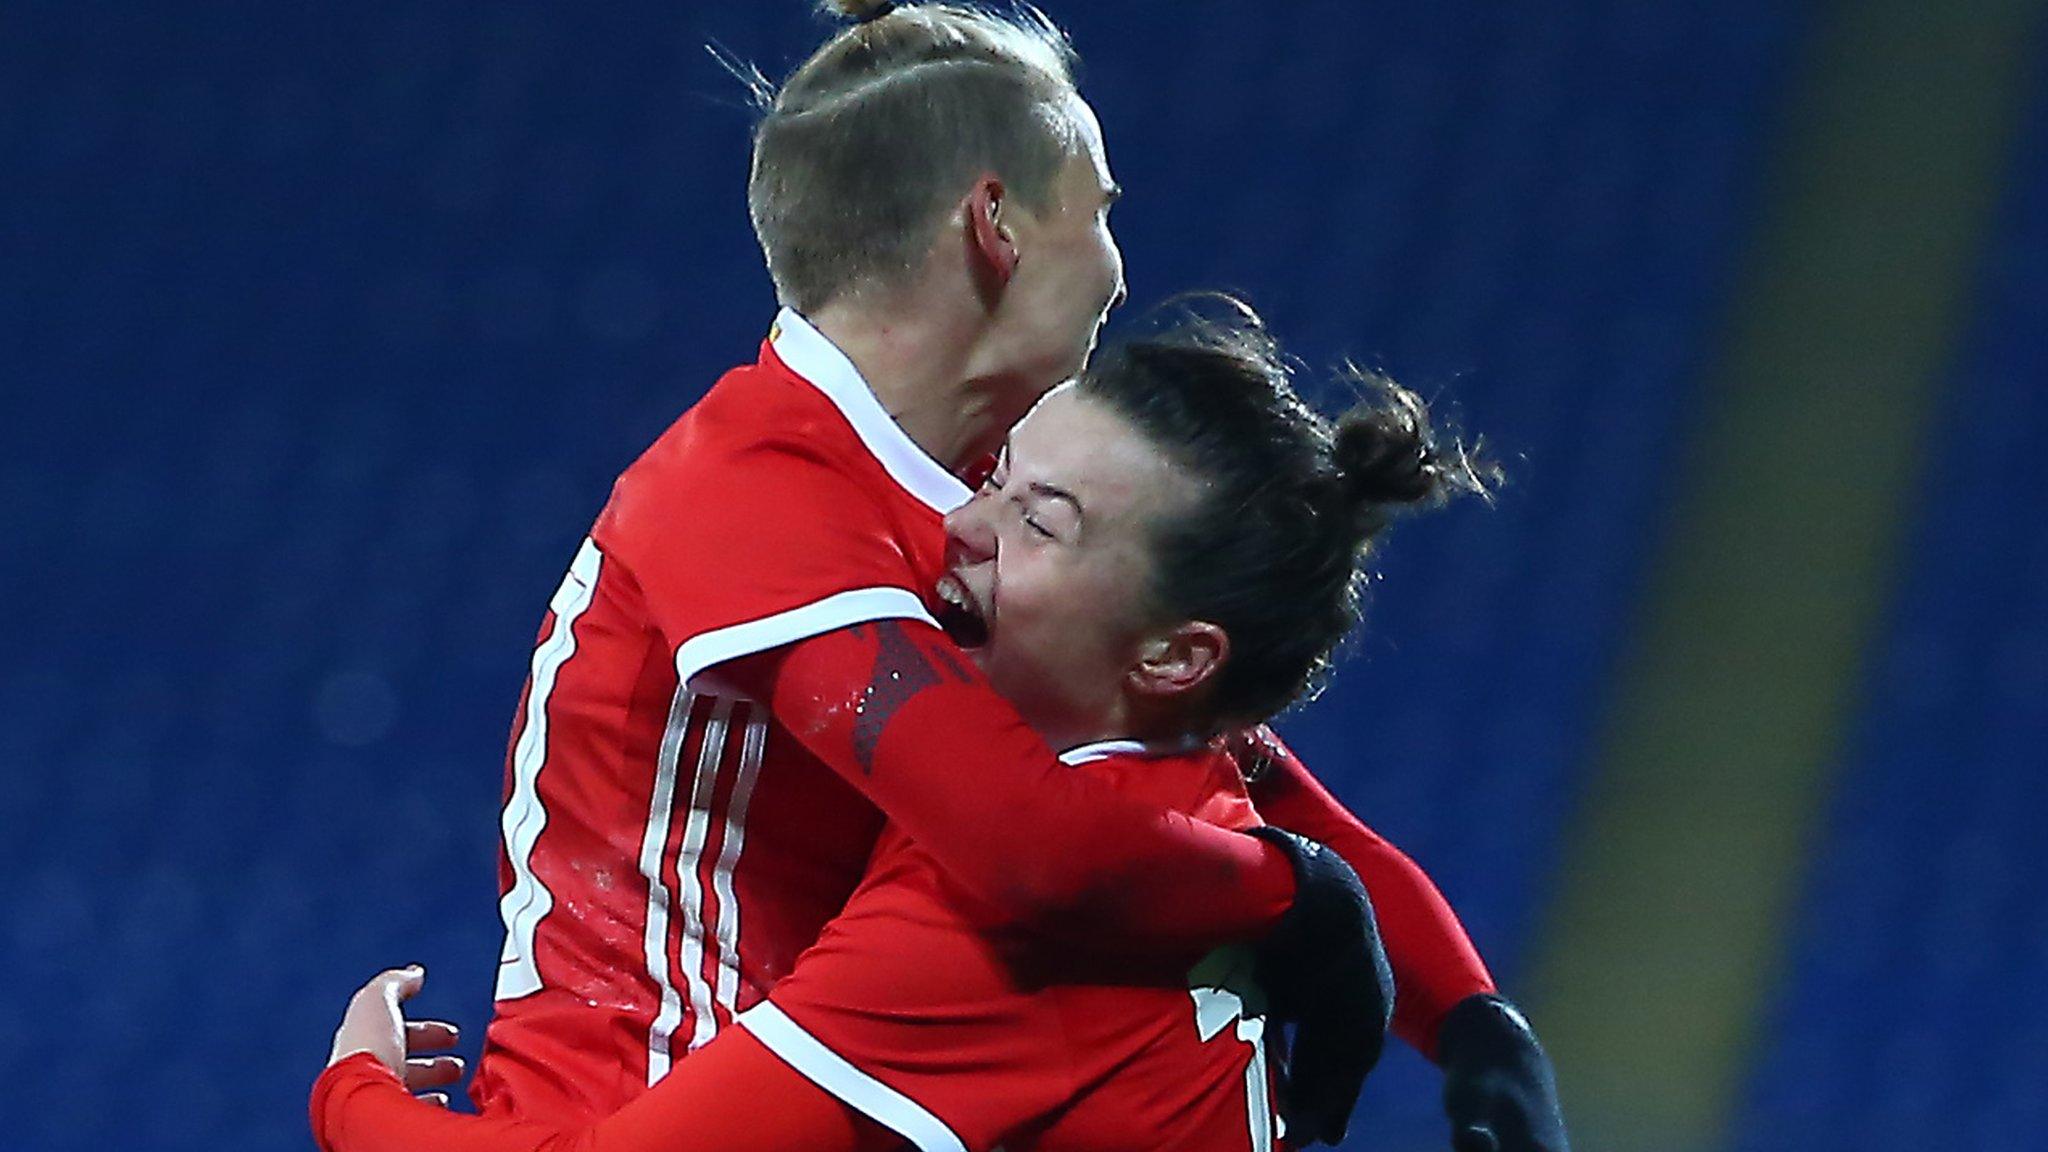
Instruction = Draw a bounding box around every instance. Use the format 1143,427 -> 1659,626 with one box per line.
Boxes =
1037,335 -> 1094,384
1068,336 -> 1098,377
977,649 -> 1048,715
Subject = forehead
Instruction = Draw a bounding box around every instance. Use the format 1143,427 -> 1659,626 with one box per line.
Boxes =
1008,387 -> 1187,524
1061,94 -> 1114,190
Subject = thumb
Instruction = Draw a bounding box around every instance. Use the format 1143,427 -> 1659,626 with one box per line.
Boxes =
374,964 -> 427,1005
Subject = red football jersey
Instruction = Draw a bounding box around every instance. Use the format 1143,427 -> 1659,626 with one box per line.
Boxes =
472,310 -> 970,1120
740,740 -> 1285,1152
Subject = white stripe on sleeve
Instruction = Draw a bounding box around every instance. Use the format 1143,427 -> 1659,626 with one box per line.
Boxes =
672,586 -> 936,689
738,1001 -> 968,1152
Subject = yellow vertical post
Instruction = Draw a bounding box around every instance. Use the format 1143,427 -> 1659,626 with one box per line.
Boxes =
1523,4 -> 2045,1151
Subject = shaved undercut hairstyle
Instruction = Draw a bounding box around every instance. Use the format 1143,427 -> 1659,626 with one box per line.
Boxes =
746,2 -> 1085,313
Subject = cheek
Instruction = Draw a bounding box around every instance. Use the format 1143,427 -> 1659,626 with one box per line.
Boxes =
1084,233 -> 1118,295
996,555 -> 1089,652
1096,226 -> 1122,286
1008,563 -> 1129,663
997,556 -> 1070,638
1045,230 -> 1110,299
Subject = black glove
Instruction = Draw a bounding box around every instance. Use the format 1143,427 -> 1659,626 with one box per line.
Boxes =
1246,826 -> 1395,1146
1438,994 -> 1570,1152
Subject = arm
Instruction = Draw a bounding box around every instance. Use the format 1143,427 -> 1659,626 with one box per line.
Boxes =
717,619 -> 1295,949
313,971 -> 891,1152
615,440 -> 1293,948
1235,726 -> 1493,1057
1237,729 -> 1570,1152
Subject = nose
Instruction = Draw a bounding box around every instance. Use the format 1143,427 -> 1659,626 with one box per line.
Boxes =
944,492 -> 999,567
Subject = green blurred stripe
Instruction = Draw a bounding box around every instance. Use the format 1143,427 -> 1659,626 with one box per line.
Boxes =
1524,3 -> 2045,1151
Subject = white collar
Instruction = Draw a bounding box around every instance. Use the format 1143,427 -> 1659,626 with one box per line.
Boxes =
769,308 -> 973,516
1058,735 -> 1206,767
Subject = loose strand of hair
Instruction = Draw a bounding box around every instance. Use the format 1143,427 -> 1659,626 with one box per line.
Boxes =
705,41 -> 776,112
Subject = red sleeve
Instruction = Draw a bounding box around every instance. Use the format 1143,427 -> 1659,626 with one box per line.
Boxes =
740,856 -> 1076,1152
744,750 -> 1286,1152
598,433 -> 942,686
612,434 -> 1295,948
1237,727 -> 1496,1059
311,1032 -> 894,1152
718,620 -> 1295,950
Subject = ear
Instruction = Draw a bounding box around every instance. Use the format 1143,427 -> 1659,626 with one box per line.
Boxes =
964,175 -> 1019,297
1126,621 -> 1229,702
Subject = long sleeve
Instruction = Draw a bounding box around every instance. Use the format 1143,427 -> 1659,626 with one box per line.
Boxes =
718,620 -> 1296,951
313,1031 -> 890,1152
613,422 -> 1296,954
1241,727 -> 1495,1058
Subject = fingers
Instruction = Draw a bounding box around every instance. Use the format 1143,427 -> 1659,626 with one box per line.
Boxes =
332,965 -> 435,1069
406,1019 -> 461,1052
417,1092 -> 451,1108
404,1054 -> 466,1092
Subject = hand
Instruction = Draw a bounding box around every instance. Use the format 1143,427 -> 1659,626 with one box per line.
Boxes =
1245,827 -> 1395,1146
327,965 -> 466,1107
1438,994 -> 1569,1152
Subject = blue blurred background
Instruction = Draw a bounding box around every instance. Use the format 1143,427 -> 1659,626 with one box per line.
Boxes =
3,2 -> 2043,1150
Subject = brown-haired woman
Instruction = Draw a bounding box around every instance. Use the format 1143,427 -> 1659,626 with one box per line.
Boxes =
314,302 -> 1568,1152
448,0 -> 1450,1142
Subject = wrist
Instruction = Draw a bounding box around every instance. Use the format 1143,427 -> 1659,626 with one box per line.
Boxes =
320,1050 -> 402,1085
1245,827 -> 1303,935
310,1052 -> 404,1152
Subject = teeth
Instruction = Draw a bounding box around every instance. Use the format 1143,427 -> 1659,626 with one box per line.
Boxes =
933,576 -> 990,650
938,576 -> 973,613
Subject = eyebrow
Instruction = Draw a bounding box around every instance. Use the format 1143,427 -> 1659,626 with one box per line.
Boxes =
1026,481 -> 1085,519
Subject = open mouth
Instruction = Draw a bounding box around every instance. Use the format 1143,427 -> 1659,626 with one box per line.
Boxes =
934,573 -> 991,650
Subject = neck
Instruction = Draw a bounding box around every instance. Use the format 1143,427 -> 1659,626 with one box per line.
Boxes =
1041,694 -> 1199,759
1054,726 -> 1201,762
809,296 -> 1023,474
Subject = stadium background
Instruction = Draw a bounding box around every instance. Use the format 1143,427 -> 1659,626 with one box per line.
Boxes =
3,1 -> 2043,1149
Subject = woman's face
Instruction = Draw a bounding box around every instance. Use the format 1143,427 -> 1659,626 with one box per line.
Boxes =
981,96 -> 1127,395
936,385 -> 1198,750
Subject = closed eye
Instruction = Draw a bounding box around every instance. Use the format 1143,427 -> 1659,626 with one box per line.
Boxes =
1006,490 -> 1055,538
